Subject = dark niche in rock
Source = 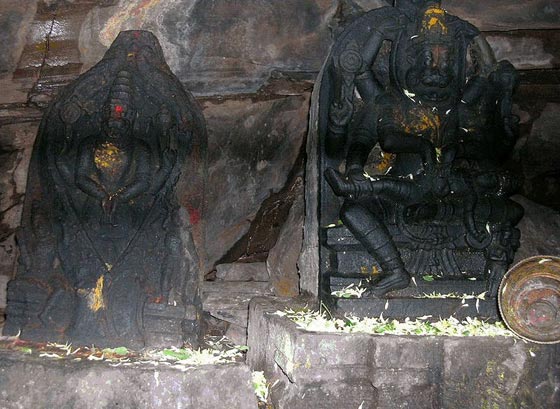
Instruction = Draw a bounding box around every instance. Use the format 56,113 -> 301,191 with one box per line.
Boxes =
316,0 -> 524,318
4,30 -> 207,349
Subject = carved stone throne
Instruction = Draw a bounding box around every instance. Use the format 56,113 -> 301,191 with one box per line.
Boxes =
316,1 -> 523,318
4,31 -> 207,348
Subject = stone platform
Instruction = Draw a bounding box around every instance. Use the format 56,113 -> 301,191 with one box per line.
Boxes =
324,225 -> 502,320
331,277 -> 498,320
247,297 -> 560,409
0,350 -> 257,409
335,296 -> 498,321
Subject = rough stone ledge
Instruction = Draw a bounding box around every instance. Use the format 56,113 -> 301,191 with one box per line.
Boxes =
247,297 -> 560,409
0,350 -> 258,409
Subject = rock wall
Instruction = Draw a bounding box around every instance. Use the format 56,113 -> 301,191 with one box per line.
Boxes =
0,0 -> 559,306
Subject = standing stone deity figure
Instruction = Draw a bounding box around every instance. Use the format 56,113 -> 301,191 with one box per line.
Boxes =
5,31 -> 207,348
319,1 -> 523,300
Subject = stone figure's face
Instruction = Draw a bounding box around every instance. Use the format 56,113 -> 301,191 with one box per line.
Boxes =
106,119 -> 130,139
104,104 -> 132,139
399,4 -> 460,106
405,42 -> 459,106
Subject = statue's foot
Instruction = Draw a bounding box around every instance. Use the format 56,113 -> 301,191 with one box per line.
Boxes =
369,271 -> 411,297
486,262 -> 508,297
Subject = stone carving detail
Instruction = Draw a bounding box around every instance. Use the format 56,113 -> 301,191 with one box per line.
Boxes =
319,1 -> 523,305
5,31 -> 207,348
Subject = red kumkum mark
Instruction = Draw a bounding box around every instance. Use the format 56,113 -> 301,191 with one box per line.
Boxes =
188,207 -> 201,225
114,105 -> 124,119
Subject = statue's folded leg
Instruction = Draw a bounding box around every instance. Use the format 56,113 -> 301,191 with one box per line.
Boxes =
340,200 -> 410,296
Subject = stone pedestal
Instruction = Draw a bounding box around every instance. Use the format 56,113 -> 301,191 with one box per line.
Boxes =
247,297 -> 560,409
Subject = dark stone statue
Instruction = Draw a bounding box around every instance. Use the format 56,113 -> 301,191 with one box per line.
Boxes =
5,31 -> 207,348
318,1 -> 523,314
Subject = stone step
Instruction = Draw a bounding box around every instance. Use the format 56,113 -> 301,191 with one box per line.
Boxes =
201,281 -> 273,295
329,276 -> 495,320
329,276 -> 488,298
247,297 -> 559,409
0,350 -> 257,409
201,281 -> 274,342
329,248 -> 487,278
215,262 -> 270,282
335,297 -> 498,321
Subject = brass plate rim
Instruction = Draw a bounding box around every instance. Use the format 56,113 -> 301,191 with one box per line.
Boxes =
498,255 -> 560,344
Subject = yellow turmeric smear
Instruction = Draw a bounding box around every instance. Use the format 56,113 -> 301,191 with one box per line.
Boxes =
377,108 -> 441,172
376,151 -> 396,173
94,142 -> 121,170
405,109 -> 442,145
89,275 -> 106,312
418,112 -> 441,134
423,7 -> 448,34
425,6 -> 445,15
361,265 -> 381,278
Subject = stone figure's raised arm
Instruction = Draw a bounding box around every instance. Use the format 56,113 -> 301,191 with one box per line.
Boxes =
343,102 -> 380,179
75,140 -> 106,200
376,98 -> 436,169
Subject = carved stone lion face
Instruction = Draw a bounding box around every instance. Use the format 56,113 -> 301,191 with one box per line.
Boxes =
405,41 -> 459,107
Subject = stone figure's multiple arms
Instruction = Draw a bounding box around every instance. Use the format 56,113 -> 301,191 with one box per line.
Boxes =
326,30 -> 386,157
75,142 -> 106,200
490,60 -> 520,147
470,35 -> 520,152
325,167 -> 423,203
114,143 -> 152,202
378,123 -> 436,170
150,148 -> 177,194
344,102 -> 379,180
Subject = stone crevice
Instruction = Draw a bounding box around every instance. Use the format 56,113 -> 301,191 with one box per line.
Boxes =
27,13 -> 56,106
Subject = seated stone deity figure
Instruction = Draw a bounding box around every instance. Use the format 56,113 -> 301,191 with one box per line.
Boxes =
68,70 -> 174,265
5,31 -> 206,348
321,1 -> 523,298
